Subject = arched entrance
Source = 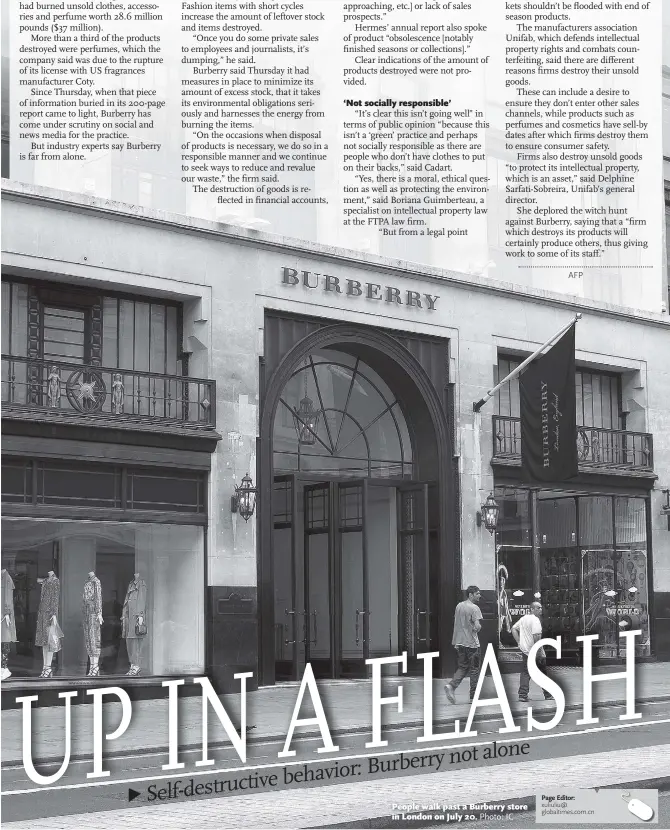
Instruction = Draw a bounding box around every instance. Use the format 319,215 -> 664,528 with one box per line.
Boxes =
258,322 -> 455,684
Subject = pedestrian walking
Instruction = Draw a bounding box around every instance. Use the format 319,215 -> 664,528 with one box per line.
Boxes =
444,585 -> 483,704
512,601 -> 553,702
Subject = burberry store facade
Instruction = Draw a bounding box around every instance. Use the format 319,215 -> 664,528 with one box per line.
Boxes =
491,356 -> 658,663
2,182 -> 669,698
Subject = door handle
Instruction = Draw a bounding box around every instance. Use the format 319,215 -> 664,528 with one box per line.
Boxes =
415,609 -> 428,644
355,609 -> 368,646
296,610 -> 308,645
284,609 -> 296,646
310,610 -> 318,645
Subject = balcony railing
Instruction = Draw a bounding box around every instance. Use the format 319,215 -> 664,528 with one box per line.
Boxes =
2,355 -> 216,428
492,415 -> 653,473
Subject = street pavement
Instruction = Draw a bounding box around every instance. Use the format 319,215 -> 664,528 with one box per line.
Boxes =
2,662 -> 670,828
3,661 -> 670,765
4,742 -> 670,829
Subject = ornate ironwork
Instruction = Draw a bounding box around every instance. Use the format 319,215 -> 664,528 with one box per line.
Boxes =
492,415 -> 654,472
576,428 -> 590,461
47,366 -> 61,408
27,289 -> 41,406
111,373 -> 125,414
89,297 -> 103,366
2,355 -> 216,427
66,368 -> 107,413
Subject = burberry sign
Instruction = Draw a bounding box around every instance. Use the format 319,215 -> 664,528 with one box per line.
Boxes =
281,267 -> 439,311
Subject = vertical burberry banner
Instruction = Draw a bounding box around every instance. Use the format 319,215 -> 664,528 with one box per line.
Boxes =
520,324 -> 578,484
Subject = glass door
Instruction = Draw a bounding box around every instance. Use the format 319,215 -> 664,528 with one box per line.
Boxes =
272,474 -> 301,681
274,476 -> 375,681
337,479 -> 370,678
537,495 -> 580,657
397,483 -> 431,672
303,482 -> 334,679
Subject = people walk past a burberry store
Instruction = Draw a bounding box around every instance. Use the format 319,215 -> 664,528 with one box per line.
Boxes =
513,601 -> 553,702
444,586 -> 483,703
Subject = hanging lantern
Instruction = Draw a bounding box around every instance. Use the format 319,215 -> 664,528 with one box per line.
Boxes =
293,364 -> 321,445
293,394 -> 321,445
231,473 -> 257,522
479,492 -> 500,535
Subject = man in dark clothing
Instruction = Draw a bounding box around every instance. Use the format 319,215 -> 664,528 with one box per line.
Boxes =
444,585 -> 483,703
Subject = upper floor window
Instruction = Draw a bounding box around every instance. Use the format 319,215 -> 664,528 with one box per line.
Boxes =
496,355 -> 623,430
2,277 -> 183,377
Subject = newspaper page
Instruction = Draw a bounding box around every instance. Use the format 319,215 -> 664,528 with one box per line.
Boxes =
1,0 -> 669,828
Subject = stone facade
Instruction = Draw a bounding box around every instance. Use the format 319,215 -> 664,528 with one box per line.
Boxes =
2,180 -> 669,686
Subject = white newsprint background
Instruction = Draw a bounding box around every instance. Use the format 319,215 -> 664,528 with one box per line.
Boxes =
6,0 -> 664,311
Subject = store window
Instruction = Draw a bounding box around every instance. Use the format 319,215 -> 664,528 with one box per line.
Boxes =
496,356 -> 622,429
537,494 -> 580,653
1,278 -> 183,379
494,489 -> 651,661
494,487 -> 533,655
2,458 -> 206,515
1,520 -> 205,680
581,497 -> 650,658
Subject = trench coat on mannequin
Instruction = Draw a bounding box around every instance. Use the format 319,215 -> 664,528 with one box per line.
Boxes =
1,570 -> 17,644
122,577 -> 147,640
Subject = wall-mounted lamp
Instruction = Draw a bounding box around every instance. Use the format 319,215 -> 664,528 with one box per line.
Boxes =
231,473 -> 257,522
476,492 -> 500,535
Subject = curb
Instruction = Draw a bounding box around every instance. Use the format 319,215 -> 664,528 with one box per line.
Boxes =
3,692 -> 670,770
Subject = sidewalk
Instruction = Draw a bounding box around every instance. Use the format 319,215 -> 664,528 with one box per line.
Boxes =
3,662 -> 670,765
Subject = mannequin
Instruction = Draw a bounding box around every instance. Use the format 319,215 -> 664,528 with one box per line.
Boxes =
82,571 -> 103,677
122,572 -> 147,676
1,569 -> 17,681
35,571 -> 61,678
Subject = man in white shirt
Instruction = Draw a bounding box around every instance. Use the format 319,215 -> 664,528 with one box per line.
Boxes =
512,601 -> 552,702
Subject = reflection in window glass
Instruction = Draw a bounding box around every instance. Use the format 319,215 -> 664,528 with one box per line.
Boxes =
580,496 -> 613,547
537,496 -> 576,549
1,520 -> 205,680
495,488 -> 533,651
496,356 -> 621,429
498,491 -> 651,659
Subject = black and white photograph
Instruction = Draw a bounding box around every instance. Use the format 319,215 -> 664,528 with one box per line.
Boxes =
1,1 -> 669,827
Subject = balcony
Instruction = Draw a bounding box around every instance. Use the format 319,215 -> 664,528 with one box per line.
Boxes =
1,355 -> 216,434
492,415 -> 654,476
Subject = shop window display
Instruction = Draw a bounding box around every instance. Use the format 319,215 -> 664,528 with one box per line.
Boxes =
537,496 -> 580,653
540,550 -> 581,652
1,519 -> 204,681
494,488 -> 534,656
581,497 -> 650,658
495,490 -> 651,661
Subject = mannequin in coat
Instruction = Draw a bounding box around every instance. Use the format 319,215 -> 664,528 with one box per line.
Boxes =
82,572 -> 103,676
122,573 -> 147,676
35,571 -> 61,679
1,569 -> 17,681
